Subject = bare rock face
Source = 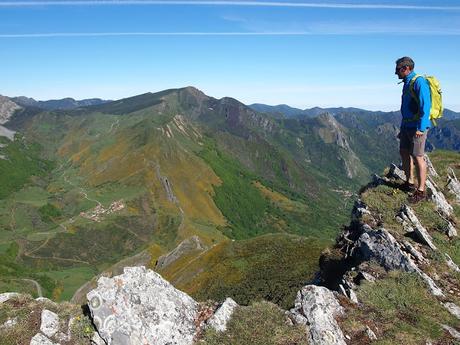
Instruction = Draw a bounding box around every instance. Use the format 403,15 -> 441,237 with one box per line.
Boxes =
289,285 -> 346,345
0,292 -> 20,304
442,324 -> 460,340
30,333 -> 59,345
445,253 -> 460,273
424,154 -> 439,178
87,266 -> 199,345
0,125 -> 16,141
399,205 -> 437,250
443,302 -> 460,319
206,297 -> 238,332
447,167 -> 460,203
357,225 -> 417,272
355,225 -> 444,297
389,163 -> 407,181
0,95 -> 21,124
426,179 -> 453,218
40,310 -> 60,338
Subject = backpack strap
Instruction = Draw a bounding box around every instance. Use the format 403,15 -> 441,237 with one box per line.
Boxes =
409,74 -> 422,106
403,74 -> 422,123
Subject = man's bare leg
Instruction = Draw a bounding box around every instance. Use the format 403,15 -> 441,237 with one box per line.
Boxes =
413,155 -> 427,191
400,148 -> 413,183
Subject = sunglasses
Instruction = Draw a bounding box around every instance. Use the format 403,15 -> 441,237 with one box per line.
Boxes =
396,65 -> 407,72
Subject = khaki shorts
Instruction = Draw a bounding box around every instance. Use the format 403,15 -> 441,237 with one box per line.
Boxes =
399,128 -> 428,157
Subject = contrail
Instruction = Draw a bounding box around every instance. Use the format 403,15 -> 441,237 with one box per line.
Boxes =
0,32 -> 315,37
1,30 -> 459,38
0,1 -> 459,10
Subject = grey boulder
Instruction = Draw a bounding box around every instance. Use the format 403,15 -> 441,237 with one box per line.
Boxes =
87,266 -> 199,345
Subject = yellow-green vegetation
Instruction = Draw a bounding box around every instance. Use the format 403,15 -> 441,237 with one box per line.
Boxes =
360,183 -> 408,231
199,301 -> 308,345
158,234 -> 327,309
341,271 -> 458,344
0,294 -> 94,345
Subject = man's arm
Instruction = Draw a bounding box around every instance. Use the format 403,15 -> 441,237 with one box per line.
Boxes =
414,77 -> 431,134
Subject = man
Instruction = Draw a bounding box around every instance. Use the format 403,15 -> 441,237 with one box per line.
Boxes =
395,56 -> 431,203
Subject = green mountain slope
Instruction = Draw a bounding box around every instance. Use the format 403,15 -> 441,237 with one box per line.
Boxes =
0,87 -> 413,305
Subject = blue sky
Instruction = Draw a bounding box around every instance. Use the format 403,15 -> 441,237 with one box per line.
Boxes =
1,0 -> 459,111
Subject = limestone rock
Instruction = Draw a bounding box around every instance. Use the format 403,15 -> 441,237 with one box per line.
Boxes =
443,302 -> 460,319
445,253 -> 460,273
424,154 -> 439,178
289,285 -> 346,345
357,226 -> 417,272
365,326 -> 377,341
416,270 -> 444,297
447,167 -> 460,203
35,297 -> 57,305
30,333 -> 60,345
91,332 -> 106,345
352,199 -> 371,221
207,297 -> 238,332
0,125 -> 16,141
389,163 -> 407,181
446,222 -> 458,238
355,225 -> 444,297
442,324 -> 460,340
40,309 -> 60,338
357,271 -> 376,283
0,95 -> 21,124
348,289 -> 359,304
426,179 -> 453,217
402,241 -> 427,264
87,266 -> 199,345
0,292 -> 20,304
400,205 -> 437,250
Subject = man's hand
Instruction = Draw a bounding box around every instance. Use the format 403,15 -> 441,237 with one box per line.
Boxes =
415,130 -> 424,138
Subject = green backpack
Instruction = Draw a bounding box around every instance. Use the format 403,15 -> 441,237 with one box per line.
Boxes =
409,74 -> 443,126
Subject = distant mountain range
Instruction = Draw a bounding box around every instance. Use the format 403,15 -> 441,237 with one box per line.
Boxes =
249,103 -> 460,120
11,96 -> 110,110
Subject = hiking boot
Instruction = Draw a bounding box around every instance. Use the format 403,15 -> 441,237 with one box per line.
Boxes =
409,189 -> 427,204
401,181 -> 416,193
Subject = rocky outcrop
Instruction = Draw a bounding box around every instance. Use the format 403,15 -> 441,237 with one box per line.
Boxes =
30,333 -> 59,345
399,204 -> 437,250
424,154 -> 439,178
0,125 -> 16,141
447,167 -> 460,203
206,297 -> 238,332
351,206 -> 445,297
40,310 -> 60,338
0,95 -> 21,124
356,225 -> 417,272
289,285 -> 346,345
426,179 -> 453,217
0,292 -> 21,304
87,266 -> 199,345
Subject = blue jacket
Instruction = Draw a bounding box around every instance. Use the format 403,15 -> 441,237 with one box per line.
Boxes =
400,71 -> 431,131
